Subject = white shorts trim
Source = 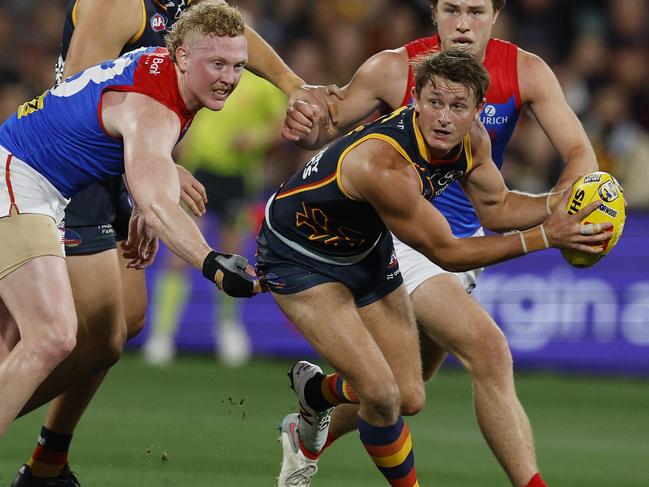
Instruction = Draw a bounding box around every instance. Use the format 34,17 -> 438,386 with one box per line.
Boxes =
0,145 -> 69,223
393,228 -> 485,295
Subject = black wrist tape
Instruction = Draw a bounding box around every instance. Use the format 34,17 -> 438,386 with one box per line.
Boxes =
202,251 -> 255,298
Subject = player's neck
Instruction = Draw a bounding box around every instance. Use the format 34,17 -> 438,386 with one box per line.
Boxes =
174,64 -> 199,113
428,143 -> 461,161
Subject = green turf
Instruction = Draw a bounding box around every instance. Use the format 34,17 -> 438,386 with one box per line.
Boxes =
1,354 -> 647,486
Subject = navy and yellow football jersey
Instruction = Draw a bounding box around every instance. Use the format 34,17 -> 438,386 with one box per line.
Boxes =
56,0 -> 194,83
266,105 -> 473,264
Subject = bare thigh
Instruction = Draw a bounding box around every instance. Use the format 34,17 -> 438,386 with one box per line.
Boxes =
357,284 -> 425,413
67,250 -> 126,352
116,251 -> 147,339
0,255 -> 76,344
411,273 -> 509,371
272,283 -> 399,400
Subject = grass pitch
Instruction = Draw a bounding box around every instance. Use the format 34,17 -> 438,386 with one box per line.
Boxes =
1,354 -> 647,486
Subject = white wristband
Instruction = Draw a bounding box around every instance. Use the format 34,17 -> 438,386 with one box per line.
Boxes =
546,193 -> 553,216
519,231 -> 528,254
540,224 -> 549,248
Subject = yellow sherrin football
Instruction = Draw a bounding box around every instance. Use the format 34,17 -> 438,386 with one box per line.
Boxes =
561,171 -> 626,268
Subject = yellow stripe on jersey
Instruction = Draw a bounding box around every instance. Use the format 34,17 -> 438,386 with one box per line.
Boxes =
127,0 -> 148,45
380,106 -> 408,125
412,110 -> 431,162
463,133 -> 473,172
335,133 -> 424,200
71,0 -> 81,26
275,173 -> 338,200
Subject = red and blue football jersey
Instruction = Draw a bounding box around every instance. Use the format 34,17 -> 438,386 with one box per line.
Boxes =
402,36 -> 522,237
0,47 -> 194,198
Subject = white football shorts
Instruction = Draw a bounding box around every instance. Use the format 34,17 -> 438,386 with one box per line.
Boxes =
0,144 -> 68,222
392,228 -> 485,295
0,144 -> 68,266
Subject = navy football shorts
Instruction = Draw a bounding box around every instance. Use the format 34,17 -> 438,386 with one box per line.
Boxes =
256,221 -> 403,308
64,177 -> 131,256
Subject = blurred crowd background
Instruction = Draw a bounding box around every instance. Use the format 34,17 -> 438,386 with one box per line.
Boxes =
0,0 -> 647,369
1,0 -> 649,207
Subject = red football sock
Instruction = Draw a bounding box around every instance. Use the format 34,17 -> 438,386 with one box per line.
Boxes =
26,426 -> 72,478
299,431 -> 338,460
322,432 -> 337,451
525,473 -> 548,487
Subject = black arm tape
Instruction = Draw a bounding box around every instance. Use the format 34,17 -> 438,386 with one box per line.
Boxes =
202,251 -> 255,298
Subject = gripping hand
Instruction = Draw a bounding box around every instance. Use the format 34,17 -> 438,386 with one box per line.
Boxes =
202,251 -> 260,298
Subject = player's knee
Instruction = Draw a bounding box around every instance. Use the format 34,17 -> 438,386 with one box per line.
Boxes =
399,385 -> 425,416
25,320 -> 77,368
361,382 -> 401,422
48,331 -> 77,363
100,327 -> 127,368
80,315 -> 127,371
466,325 -> 513,380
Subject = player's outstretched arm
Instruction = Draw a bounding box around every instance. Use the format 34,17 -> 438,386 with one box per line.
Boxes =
519,49 -> 598,191
62,0 -> 144,79
283,49 -> 410,149
243,26 -> 342,132
243,25 -> 304,97
345,139 -> 611,273
104,92 -> 260,297
460,122 -> 565,232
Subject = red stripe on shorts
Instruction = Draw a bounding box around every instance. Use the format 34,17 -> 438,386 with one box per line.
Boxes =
4,153 -> 19,214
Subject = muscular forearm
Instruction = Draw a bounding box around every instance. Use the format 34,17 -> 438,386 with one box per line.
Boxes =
144,199 -> 210,269
417,230 -> 542,273
479,190 -> 564,233
244,26 -> 303,96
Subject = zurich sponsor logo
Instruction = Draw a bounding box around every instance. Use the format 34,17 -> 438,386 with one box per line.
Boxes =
150,13 -> 168,32
480,103 -> 509,126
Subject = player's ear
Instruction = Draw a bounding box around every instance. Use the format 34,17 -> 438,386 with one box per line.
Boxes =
175,46 -> 189,72
475,97 -> 486,120
492,7 -> 502,24
412,87 -> 420,112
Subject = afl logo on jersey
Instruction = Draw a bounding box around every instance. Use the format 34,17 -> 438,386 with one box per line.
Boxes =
150,13 -> 168,32
483,105 -> 497,117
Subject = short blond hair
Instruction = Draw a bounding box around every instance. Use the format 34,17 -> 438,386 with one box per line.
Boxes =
165,0 -> 245,62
